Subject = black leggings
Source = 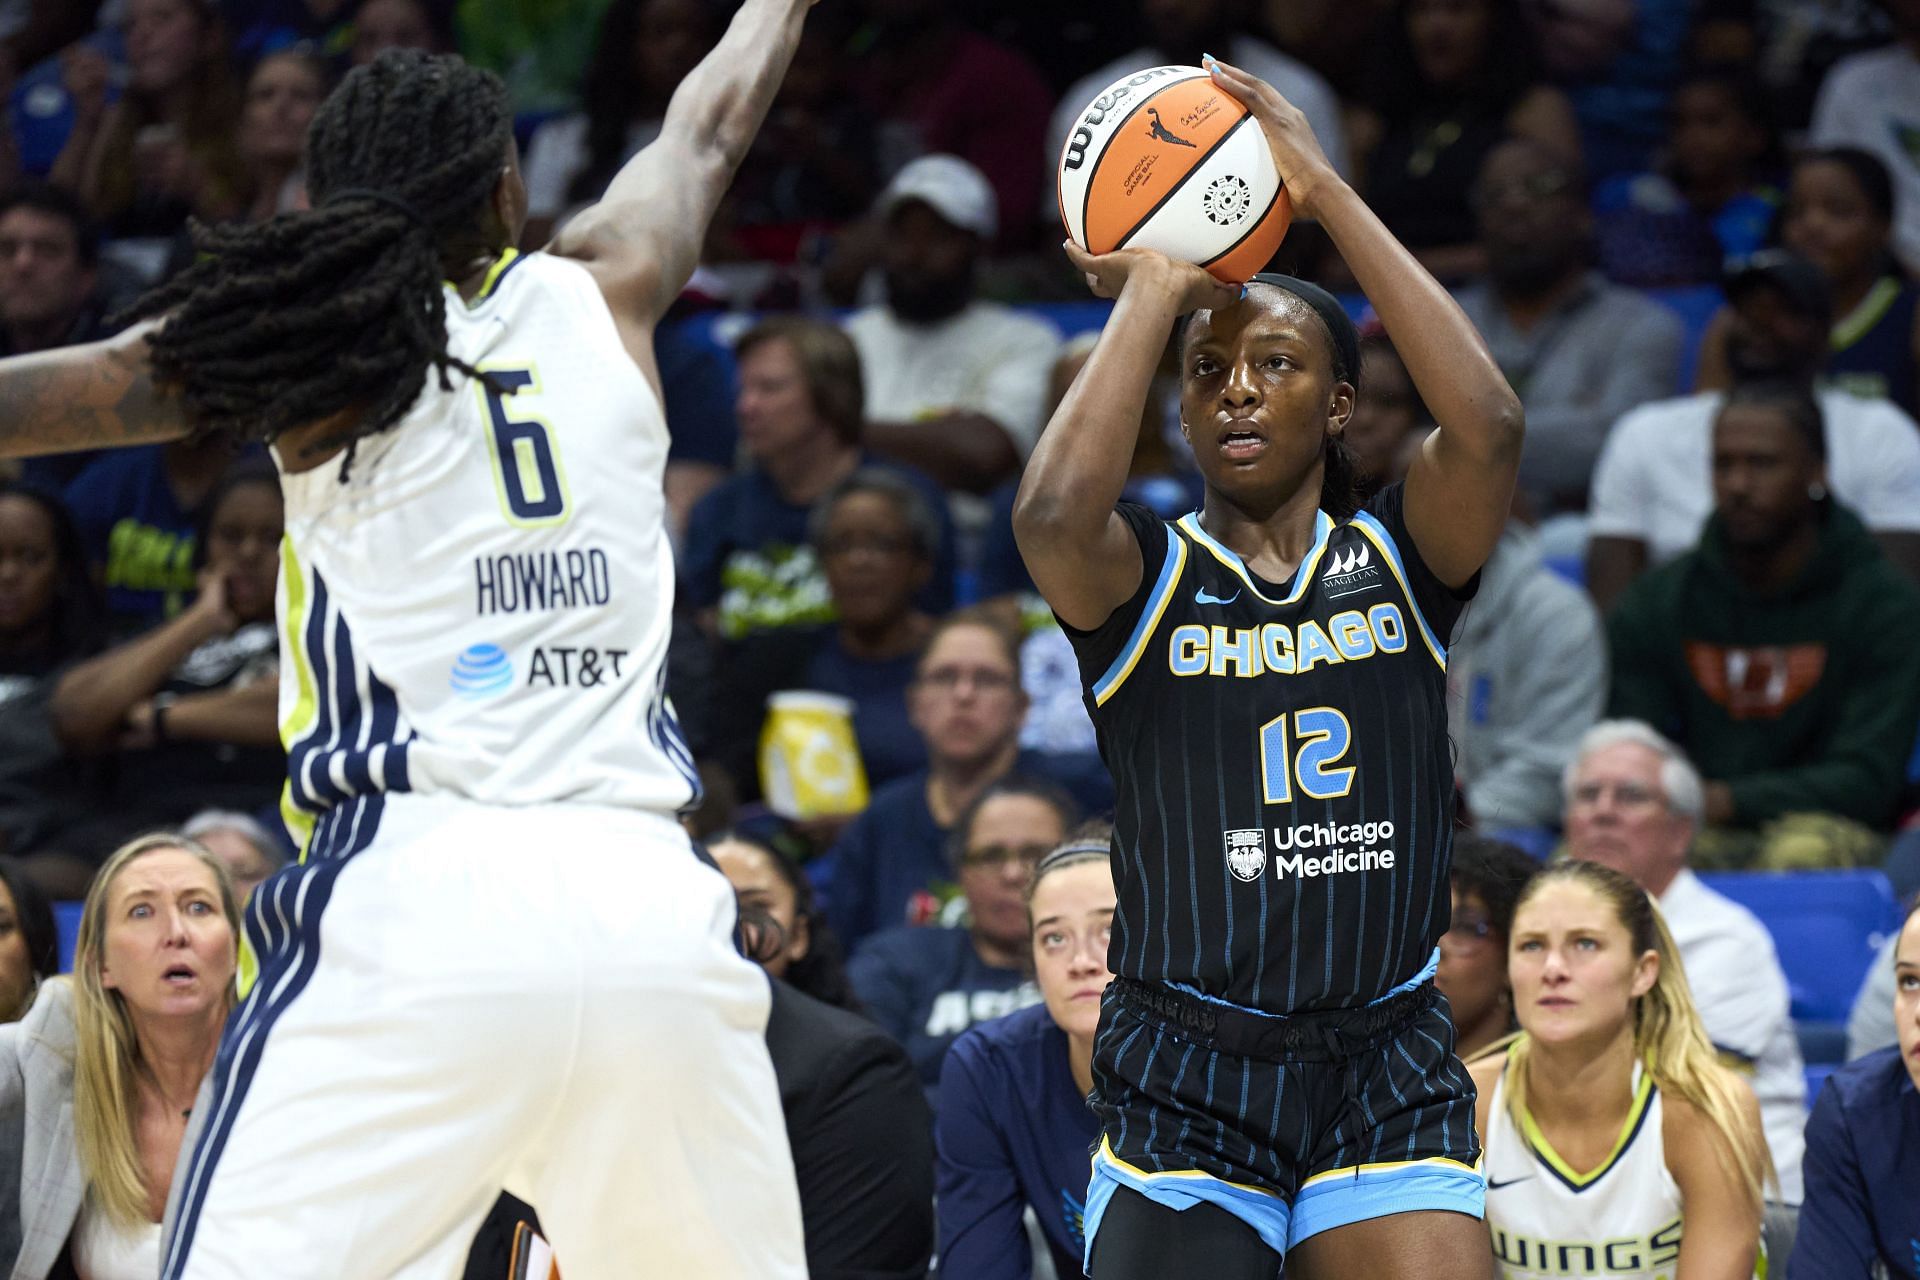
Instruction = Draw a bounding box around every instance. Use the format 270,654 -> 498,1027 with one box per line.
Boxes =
1086,1184 -> 1285,1280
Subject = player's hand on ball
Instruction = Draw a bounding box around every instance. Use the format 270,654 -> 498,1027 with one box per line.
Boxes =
1204,55 -> 1338,216
1063,241 -> 1239,313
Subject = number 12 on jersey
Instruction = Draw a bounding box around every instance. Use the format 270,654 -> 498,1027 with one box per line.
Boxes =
480,367 -> 571,526
1260,707 -> 1356,805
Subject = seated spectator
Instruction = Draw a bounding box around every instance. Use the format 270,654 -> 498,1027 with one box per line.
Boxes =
1810,2 -> 1920,276
680,316 -> 953,642
1790,899 -> 1920,1278
844,156 -> 1062,496
715,6 -> 878,263
1519,0 -> 1691,180
51,0 -> 249,237
1593,68 -> 1782,287
847,0 -> 1051,247
49,466 -> 283,886
712,829 -> 860,1012
847,778 -> 1069,1102
936,827 -> 1113,1280
1779,147 -> 1920,418
940,832 -> 1121,1280
0,184 -> 115,491
1562,719 -> 1806,1201
1471,860 -> 1771,1276
1607,380 -> 1920,845
1345,0 -> 1581,285
653,302 -> 745,541
1447,514 -> 1606,831
1048,0 -> 1349,188
1587,250 -> 1920,611
0,484 -> 108,865
819,609 -> 1109,952
0,857 -> 58,1023
181,807 -> 284,906
713,470 -> 939,804
1346,333 -> 1430,498
348,0 -> 456,66
221,0 -> 355,63
63,435 -> 243,632
233,47 -> 329,222
519,0 -> 719,245
1437,836 -> 1538,1062
0,833 -> 239,1278
1453,138 -> 1684,515
720,834 -> 937,1280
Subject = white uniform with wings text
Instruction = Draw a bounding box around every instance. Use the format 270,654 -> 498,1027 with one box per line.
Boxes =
160,250 -> 806,1280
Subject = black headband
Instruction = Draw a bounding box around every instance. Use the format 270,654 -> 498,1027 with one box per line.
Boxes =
1033,839 -> 1111,880
1249,271 -> 1361,390
322,187 -> 432,230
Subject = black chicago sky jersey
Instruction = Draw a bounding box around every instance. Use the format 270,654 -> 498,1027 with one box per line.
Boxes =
1064,483 -> 1474,1013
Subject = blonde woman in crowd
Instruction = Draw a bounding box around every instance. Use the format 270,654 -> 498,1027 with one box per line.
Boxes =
0,834 -> 239,1279
1471,860 -> 1770,1280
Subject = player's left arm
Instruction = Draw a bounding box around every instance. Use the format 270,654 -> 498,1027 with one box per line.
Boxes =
0,321 -> 191,460
1664,1090 -> 1764,1280
1207,58 -> 1523,590
550,0 -> 815,346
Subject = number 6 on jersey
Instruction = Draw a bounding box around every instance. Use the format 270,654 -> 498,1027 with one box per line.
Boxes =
480,367 -> 570,526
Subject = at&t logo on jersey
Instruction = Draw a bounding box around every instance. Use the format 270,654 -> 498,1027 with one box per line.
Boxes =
449,643 -> 514,699
1224,829 -> 1267,882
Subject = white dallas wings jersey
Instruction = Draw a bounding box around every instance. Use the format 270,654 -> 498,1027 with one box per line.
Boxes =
273,250 -> 696,857
1484,1060 -> 1760,1280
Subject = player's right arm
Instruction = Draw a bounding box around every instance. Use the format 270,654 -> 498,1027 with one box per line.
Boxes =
1012,250 -> 1232,631
549,0 -> 813,359
0,322 -> 190,459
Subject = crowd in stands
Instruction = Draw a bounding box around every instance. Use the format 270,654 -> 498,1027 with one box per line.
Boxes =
1,0 -> 1919,1276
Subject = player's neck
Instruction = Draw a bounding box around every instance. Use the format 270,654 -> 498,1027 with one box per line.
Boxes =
1521,1024 -> 1639,1139
762,436 -> 859,504
1198,483 -> 1325,583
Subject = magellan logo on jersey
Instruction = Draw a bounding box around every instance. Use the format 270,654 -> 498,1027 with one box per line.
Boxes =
1321,541 -> 1383,597
1224,829 -> 1267,881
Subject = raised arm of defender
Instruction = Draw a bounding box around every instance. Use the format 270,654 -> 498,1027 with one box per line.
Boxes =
553,0 -> 816,333
1202,60 -> 1523,590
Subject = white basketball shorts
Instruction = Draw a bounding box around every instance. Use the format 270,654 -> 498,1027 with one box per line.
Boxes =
159,791 -> 805,1279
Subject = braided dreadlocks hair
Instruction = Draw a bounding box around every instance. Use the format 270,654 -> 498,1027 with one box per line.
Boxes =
121,50 -> 514,461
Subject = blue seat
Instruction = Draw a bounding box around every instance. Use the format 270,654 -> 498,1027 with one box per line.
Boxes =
54,900 -> 84,974
1697,870 -> 1901,1027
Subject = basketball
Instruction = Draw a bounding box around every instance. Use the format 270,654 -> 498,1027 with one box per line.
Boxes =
1057,65 -> 1292,284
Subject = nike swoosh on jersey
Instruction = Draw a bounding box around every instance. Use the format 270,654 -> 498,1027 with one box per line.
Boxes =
1486,1176 -> 1534,1190
1195,586 -> 1240,606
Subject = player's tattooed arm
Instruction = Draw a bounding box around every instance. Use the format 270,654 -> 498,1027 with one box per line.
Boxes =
0,321 -> 191,458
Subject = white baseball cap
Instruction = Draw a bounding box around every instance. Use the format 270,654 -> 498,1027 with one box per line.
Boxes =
877,154 -> 998,241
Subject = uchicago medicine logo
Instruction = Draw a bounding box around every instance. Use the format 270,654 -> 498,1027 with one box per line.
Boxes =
1225,820 -> 1397,882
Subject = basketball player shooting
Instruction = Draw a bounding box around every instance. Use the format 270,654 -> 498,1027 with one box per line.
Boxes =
1014,56 -> 1524,1279
0,3 -> 818,1277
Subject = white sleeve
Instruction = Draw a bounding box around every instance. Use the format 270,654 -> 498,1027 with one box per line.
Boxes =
1584,409 -> 1653,539
975,318 -> 1062,457
1848,402 -> 1920,532
1808,61 -> 1867,146
1685,921 -> 1793,1065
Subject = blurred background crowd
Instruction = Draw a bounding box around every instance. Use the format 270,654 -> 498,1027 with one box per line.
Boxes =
1,0 -> 1919,1276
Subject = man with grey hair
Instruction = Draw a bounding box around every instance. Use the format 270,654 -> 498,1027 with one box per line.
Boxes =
1562,718 -> 1806,1203
181,808 -> 286,905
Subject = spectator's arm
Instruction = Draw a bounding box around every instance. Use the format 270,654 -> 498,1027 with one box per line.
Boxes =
1692,307 -> 1733,392
1585,536 -> 1647,616
1666,1089 -> 1763,1280
1844,939 -> 1898,1061
148,679 -> 280,749
822,814 -> 879,954
49,586 -> 230,753
794,1030 -> 936,1276
864,413 -> 1021,494
845,937 -> 914,1045
1787,1080 -> 1881,1278
935,1042 -> 1035,1280
1463,587 -> 1606,827
0,322 -> 189,460
1719,599 -> 1920,826
1684,928 -> 1790,1065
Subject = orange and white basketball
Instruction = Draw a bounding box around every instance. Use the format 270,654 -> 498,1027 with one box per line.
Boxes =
1057,65 -> 1291,284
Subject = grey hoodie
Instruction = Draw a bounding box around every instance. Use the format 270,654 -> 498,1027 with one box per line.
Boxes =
1445,523 -> 1606,830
